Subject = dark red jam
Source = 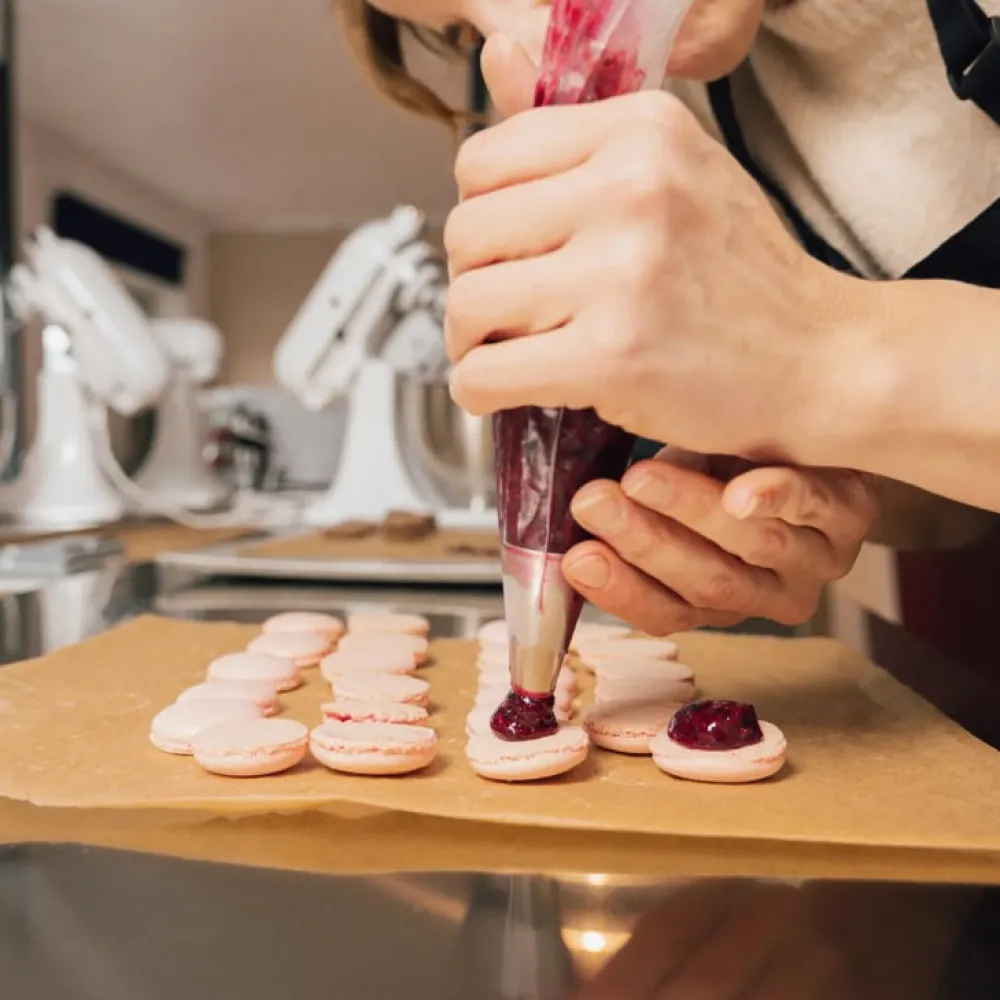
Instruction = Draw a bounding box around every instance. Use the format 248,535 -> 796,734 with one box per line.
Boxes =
490,687 -> 560,741
667,700 -> 764,751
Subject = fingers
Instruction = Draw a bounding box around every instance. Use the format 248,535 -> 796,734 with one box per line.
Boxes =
446,251 -> 576,361
722,466 -> 878,547
620,461 -> 838,583
454,90 -> 684,199
448,323 -> 600,414
479,33 -> 538,119
445,174 -> 586,277
562,541 -> 740,636
570,480 -> 782,619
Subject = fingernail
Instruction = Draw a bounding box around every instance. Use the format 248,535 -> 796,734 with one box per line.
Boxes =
727,488 -> 759,520
565,552 -> 611,589
623,469 -> 672,508
573,488 -> 626,530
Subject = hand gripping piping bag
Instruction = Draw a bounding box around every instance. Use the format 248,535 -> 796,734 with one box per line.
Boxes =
492,0 -> 694,739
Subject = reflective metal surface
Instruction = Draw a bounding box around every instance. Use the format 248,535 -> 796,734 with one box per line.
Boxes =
0,847 -> 996,999
0,564 -> 998,998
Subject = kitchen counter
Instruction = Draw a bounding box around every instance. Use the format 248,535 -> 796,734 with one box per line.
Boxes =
0,563 -> 998,998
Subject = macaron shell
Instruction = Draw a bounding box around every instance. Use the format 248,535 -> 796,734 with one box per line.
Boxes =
569,622 -> 631,649
320,648 -> 417,681
330,673 -> 430,707
192,718 -> 309,776
583,700 -> 685,755
309,721 -> 438,775
577,638 -> 679,670
338,632 -> 429,664
207,652 -> 302,692
346,613 -> 430,636
593,675 -> 696,706
465,727 -> 590,782
592,659 -> 694,683
476,619 -> 508,646
649,721 -> 787,784
261,611 -> 345,641
247,632 -> 331,666
321,699 -> 429,725
176,680 -> 280,716
149,700 -> 263,755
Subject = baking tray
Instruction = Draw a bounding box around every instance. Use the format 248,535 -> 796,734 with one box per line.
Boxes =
154,528 -> 502,585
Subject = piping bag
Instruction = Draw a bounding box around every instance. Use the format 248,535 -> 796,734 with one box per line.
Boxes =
491,0 -> 694,740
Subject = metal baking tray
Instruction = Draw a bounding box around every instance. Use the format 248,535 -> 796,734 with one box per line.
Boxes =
153,529 -> 502,585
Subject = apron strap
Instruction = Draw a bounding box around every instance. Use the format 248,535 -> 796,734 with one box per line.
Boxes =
706,78 -> 859,275
927,0 -> 1000,125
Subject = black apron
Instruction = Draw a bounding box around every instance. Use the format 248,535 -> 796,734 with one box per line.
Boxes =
631,0 -> 1000,462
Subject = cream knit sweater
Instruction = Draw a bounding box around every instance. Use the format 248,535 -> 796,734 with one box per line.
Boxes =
673,0 -> 1000,278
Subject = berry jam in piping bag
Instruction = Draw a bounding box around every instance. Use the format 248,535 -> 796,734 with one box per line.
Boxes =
491,0 -> 695,741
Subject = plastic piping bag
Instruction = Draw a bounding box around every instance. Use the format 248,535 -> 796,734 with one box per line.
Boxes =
493,0 -> 695,732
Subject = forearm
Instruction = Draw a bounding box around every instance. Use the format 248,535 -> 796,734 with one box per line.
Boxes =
816,277 -> 1000,514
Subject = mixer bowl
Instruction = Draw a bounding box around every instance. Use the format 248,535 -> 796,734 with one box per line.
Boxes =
395,378 -> 496,511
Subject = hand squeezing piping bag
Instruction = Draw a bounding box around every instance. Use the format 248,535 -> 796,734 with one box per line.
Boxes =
492,0 -> 694,740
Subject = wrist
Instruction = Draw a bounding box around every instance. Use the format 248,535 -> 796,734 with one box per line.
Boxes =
792,269 -> 899,472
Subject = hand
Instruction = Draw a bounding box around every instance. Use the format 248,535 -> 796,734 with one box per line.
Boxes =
444,81 -> 877,468
574,879 -> 964,1000
559,447 -> 878,634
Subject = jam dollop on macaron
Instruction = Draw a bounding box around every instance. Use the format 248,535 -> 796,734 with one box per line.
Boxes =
667,700 -> 764,751
490,688 -> 560,741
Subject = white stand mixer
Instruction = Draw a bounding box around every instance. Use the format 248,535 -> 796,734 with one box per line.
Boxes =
274,205 -> 497,530
2,227 -> 172,528
132,318 -> 230,512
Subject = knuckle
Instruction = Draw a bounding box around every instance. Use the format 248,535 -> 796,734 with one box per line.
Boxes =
744,526 -> 788,567
629,89 -> 687,131
606,229 -> 670,295
772,592 -> 820,626
453,134 -> 487,193
689,572 -> 742,611
606,128 -> 671,211
444,272 -> 481,337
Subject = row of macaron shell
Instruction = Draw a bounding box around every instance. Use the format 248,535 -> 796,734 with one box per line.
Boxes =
149,611 -> 440,778
470,624 -> 787,784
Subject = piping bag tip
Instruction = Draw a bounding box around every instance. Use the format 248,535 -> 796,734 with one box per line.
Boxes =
501,543 -> 581,697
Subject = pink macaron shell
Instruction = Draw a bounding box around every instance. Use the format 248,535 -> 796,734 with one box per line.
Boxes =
569,622 -> 631,650
207,651 -> 302,692
476,619 -> 509,646
465,726 -> 590,782
465,701 -> 571,738
321,699 -> 429,725
583,699 -> 685,754
149,699 -> 263,755
310,721 -> 438,775
192,718 -> 309,777
337,632 -> 429,664
247,632 -> 331,667
319,648 -> 417,682
593,674 -> 696,706
331,672 -> 430,707
176,680 -> 280,716
576,638 -> 679,671
649,721 -> 787,784
261,611 -> 345,642
592,658 -> 694,683
346,612 -> 431,636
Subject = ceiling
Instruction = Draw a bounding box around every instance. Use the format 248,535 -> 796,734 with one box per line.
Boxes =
17,0 -> 467,229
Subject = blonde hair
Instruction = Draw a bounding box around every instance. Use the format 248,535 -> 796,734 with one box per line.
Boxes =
338,0 -> 471,129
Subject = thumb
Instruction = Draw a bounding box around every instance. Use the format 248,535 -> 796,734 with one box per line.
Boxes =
481,33 -> 537,118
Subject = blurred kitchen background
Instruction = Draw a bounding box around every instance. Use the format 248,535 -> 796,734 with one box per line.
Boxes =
12,0 -> 466,489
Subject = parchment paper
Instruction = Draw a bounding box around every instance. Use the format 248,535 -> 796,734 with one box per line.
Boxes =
240,528 -> 499,564
0,613 -> 999,885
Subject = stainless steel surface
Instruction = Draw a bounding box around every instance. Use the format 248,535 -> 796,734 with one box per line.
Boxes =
154,529 -> 503,585
0,847 -> 995,999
